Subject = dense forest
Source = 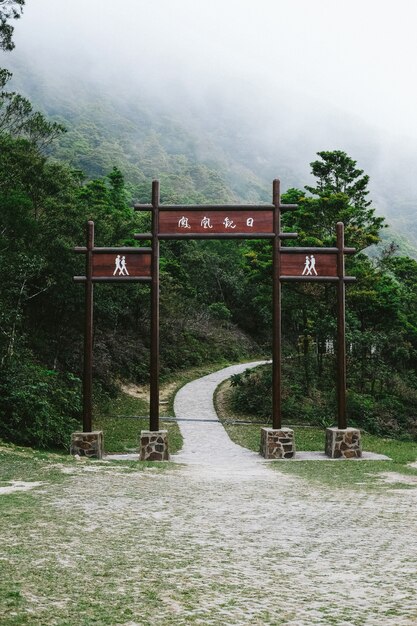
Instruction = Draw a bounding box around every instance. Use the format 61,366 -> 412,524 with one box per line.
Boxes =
1,2 -> 416,448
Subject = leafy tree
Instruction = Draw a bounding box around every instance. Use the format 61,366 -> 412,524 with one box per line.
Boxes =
306,150 -> 371,205
282,151 -> 385,249
0,70 -> 65,146
0,0 -> 24,51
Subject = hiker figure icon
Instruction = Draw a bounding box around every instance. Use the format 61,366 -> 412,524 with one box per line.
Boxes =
302,255 -> 318,276
113,254 -> 129,276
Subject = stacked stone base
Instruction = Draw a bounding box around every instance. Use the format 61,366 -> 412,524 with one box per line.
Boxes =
140,430 -> 169,461
325,427 -> 362,458
70,431 -> 104,459
260,427 -> 295,459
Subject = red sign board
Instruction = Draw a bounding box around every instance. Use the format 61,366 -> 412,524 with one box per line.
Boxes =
92,252 -> 152,278
159,210 -> 273,235
280,252 -> 337,278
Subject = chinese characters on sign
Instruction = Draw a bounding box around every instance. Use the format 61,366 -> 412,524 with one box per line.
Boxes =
177,216 -> 191,229
176,215 -> 249,231
159,210 -> 273,235
200,216 -> 213,229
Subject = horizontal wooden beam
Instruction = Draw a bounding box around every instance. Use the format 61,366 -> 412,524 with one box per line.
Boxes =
74,246 -> 152,254
281,246 -> 356,254
280,276 -> 356,283
133,203 -> 298,212
73,276 -> 152,283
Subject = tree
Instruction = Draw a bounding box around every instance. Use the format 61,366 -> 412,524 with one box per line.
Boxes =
0,0 -> 25,51
0,70 -> 66,147
287,150 -> 386,249
306,150 -> 371,206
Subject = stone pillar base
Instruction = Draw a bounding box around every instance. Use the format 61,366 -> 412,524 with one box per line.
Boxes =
70,431 -> 104,459
140,430 -> 169,461
325,427 -> 362,458
260,427 -> 295,459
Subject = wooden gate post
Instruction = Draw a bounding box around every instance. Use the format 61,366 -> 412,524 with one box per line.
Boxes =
83,220 -> 94,433
150,180 -> 160,432
272,179 -> 282,431
336,222 -> 347,430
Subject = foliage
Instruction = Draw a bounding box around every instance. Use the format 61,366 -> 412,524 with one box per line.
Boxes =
0,11 -> 416,447
0,0 -> 24,51
0,356 -> 81,448
0,71 -> 66,146
231,153 -> 417,439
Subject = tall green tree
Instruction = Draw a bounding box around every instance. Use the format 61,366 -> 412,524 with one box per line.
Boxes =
282,151 -> 385,249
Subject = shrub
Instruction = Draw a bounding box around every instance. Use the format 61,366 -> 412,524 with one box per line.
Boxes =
230,366 -> 272,419
0,356 -> 81,448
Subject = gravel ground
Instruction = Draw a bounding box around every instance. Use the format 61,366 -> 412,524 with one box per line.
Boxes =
12,447 -> 415,626
2,362 -> 417,625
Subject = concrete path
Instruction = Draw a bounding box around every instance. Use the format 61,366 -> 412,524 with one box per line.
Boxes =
172,361 -> 269,467
171,361 -> 389,466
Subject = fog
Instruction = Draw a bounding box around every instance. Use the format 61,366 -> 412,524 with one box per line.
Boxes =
4,0 -> 417,221
10,0 -> 416,133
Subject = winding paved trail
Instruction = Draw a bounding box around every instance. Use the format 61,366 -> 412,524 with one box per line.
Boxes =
172,360 -> 269,468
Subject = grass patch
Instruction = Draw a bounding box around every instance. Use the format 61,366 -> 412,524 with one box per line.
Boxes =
0,440 -> 179,487
215,379 -> 417,488
95,390 -> 149,419
94,383 -> 184,454
93,415 -> 183,454
0,443 -> 74,485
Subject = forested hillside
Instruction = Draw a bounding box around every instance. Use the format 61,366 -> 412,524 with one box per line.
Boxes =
6,53 -> 272,206
1,3 -> 416,448
8,50 -> 417,258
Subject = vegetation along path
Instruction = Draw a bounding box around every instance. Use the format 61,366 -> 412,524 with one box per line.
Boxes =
2,364 -> 417,625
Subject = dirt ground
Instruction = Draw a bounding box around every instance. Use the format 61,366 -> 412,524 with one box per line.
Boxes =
2,459 -> 417,626
2,362 -> 417,625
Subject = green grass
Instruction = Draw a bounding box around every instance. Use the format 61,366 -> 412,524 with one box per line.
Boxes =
215,379 -> 417,489
0,444 -> 72,485
0,443 -> 178,626
94,415 -> 183,454
224,423 -> 417,489
0,440 -> 178,479
94,385 -> 184,454
95,390 -> 149,419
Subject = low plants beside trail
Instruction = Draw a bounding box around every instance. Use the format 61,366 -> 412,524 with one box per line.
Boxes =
230,363 -> 417,439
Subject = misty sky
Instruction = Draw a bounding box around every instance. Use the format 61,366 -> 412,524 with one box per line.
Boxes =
9,0 -> 417,142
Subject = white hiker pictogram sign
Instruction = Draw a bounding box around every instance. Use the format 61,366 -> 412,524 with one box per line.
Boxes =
113,254 -> 130,276
280,251 -> 340,279
301,255 -> 318,276
90,252 -> 151,280
74,247 -> 152,283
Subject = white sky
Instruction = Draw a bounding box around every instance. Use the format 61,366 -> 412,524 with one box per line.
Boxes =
7,0 -> 417,141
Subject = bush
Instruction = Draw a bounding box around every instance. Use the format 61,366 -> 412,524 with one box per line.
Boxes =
230,366 -> 272,419
228,364 -> 417,438
0,356 -> 81,448
346,391 -> 414,438
230,365 -> 335,425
